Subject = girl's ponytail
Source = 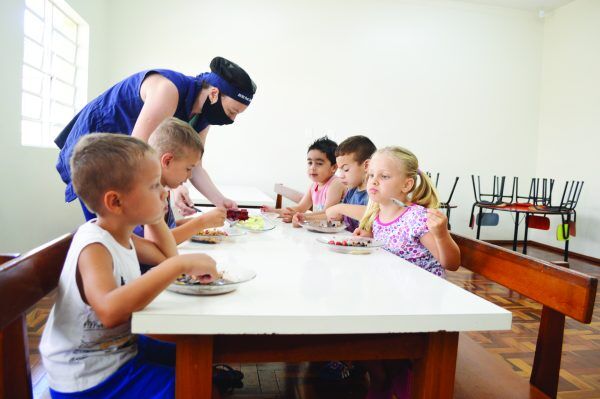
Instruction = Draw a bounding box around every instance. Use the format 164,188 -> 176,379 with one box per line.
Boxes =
412,169 -> 440,209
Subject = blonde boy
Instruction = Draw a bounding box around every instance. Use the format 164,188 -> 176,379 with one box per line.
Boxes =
40,134 -> 218,397
135,118 -> 226,249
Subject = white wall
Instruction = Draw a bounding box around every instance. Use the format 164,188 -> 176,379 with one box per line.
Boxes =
101,0 -> 544,240
530,0 -> 600,258
9,0 -> 595,257
0,0 -> 108,253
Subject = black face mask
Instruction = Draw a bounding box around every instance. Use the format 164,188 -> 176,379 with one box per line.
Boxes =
201,94 -> 234,126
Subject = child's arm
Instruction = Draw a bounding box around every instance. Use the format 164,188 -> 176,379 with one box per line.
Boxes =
77,244 -> 218,328
291,210 -> 326,227
281,188 -> 313,222
262,187 -> 313,223
353,227 -> 373,237
133,219 -> 178,266
323,179 -> 346,210
167,208 -> 226,244
420,209 -> 461,271
325,204 -> 367,222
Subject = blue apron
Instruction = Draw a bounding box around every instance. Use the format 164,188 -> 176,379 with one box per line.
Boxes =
55,69 -> 211,203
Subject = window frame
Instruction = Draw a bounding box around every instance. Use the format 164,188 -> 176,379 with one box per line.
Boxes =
21,0 -> 88,148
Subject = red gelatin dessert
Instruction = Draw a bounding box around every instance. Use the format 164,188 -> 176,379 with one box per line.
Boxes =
227,209 -> 249,221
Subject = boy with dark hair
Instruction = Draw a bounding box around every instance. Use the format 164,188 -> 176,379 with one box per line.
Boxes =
293,135 -> 377,232
263,136 -> 345,222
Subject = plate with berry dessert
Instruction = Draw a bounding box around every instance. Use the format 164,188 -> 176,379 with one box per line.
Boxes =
316,235 -> 384,255
168,267 -> 257,295
190,227 -> 247,244
300,220 -> 347,233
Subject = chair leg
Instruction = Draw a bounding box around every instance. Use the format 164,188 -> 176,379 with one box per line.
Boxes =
512,212 -> 520,251
564,214 -> 571,261
476,207 -> 483,239
523,213 -> 530,255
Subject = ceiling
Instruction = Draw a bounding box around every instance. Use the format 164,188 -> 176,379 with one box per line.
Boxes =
453,0 -> 575,11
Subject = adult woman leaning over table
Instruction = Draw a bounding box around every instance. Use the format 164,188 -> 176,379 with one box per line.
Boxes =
55,56 -> 257,220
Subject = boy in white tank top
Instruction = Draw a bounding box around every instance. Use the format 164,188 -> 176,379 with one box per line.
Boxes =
40,134 -> 219,398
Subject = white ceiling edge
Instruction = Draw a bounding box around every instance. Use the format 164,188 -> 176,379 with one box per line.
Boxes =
449,0 -> 575,12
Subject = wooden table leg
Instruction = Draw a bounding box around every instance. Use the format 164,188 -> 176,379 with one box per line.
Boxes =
176,335 -> 214,399
411,331 -> 459,399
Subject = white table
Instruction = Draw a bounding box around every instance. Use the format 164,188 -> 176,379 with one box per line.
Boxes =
185,182 -> 273,208
133,212 -> 511,398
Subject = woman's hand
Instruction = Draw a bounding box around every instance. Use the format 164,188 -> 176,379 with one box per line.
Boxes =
219,198 -> 238,210
173,186 -> 196,216
426,209 -> 449,238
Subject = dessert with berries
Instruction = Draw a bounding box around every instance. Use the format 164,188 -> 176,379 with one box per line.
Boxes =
226,208 -> 249,221
328,239 -> 372,247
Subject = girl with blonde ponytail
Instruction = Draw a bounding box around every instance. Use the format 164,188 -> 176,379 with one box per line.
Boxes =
357,146 -> 460,276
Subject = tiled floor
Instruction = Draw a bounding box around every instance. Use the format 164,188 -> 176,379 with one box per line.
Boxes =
28,245 -> 599,398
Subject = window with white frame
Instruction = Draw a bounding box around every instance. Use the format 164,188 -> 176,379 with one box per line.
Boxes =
21,0 -> 88,148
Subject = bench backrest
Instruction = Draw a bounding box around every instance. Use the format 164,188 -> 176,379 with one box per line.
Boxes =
451,232 -> 597,398
0,233 -> 73,399
452,233 -> 596,323
274,183 -> 303,209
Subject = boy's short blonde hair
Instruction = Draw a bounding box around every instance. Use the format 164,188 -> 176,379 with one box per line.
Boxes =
148,117 -> 204,159
70,133 -> 155,214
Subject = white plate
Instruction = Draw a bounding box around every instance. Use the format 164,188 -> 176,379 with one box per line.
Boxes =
316,235 -> 384,255
167,267 -> 257,295
260,211 -> 280,220
190,227 -> 247,244
301,220 -> 348,233
235,216 -> 276,232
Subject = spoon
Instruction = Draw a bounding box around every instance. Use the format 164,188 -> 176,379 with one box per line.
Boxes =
391,198 -> 407,207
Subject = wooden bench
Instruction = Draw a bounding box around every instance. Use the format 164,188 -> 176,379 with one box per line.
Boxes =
451,233 -> 597,399
0,234 -> 73,399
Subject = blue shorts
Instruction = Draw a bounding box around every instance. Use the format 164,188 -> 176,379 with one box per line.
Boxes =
50,335 -> 175,399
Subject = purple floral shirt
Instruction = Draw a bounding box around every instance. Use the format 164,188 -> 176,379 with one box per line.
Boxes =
372,205 -> 445,278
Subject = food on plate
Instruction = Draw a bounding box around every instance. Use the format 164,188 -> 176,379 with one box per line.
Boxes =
236,216 -> 265,230
196,229 -> 228,237
328,239 -> 372,247
226,209 -> 249,221
314,220 -> 343,228
175,272 -> 227,286
191,228 -> 229,243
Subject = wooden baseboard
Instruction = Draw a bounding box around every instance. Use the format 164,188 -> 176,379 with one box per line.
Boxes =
486,240 -> 600,266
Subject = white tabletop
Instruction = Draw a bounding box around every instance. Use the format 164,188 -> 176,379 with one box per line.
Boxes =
185,183 -> 273,207
132,211 -> 511,335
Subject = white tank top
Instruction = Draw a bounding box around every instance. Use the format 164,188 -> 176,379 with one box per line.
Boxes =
40,221 -> 141,393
